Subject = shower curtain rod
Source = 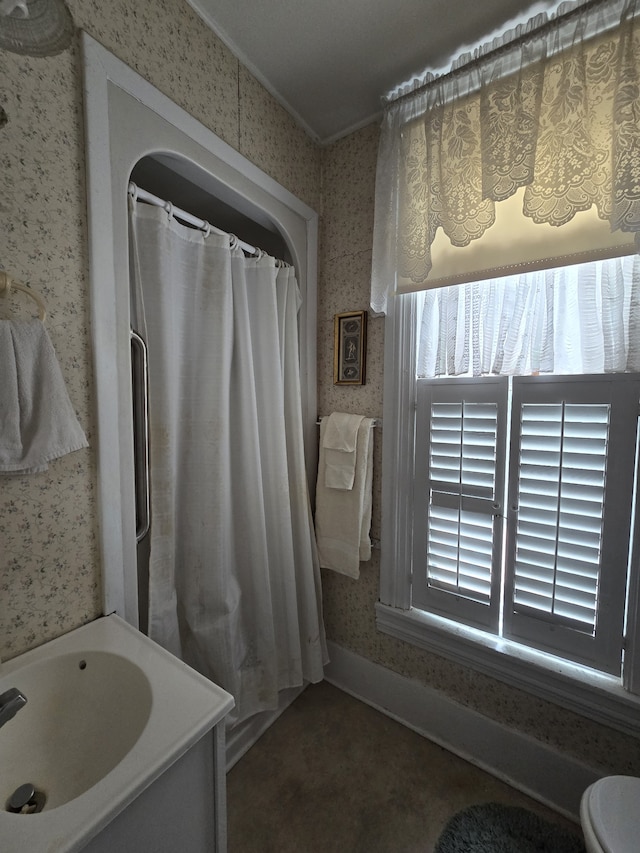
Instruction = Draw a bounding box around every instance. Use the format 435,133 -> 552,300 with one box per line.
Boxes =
128,182 -> 285,263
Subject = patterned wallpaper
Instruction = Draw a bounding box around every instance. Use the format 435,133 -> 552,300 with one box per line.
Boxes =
0,0 -> 320,660
317,124 -> 640,778
2,0 -> 639,784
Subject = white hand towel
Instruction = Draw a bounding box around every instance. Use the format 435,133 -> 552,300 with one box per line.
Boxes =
0,319 -> 88,474
315,417 -> 374,578
322,412 -> 364,490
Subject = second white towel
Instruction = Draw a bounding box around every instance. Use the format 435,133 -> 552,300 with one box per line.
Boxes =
315,415 -> 374,579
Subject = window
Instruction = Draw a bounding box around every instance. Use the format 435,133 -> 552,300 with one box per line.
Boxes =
378,264 -> 640,735
371,0 -> 640,731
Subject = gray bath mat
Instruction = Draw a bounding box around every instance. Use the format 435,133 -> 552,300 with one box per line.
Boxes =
435,803 -> 586,853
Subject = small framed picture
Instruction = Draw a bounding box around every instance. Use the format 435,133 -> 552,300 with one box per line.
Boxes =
333,310 -> 367,385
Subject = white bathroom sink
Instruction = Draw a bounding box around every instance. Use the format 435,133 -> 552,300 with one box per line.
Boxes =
0,650 -> 153,810
0,614 -> 234,852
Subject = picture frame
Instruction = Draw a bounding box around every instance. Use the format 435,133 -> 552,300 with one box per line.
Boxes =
333,310 -> 367,385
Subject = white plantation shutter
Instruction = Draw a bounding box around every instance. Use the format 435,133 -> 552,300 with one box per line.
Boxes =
511,402 -> 609,630
411,372 -> 640,675
413,377 -> 508,630
504,375 -> 640,674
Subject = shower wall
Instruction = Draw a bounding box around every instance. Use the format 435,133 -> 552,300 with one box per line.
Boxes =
0,0 -> 321,661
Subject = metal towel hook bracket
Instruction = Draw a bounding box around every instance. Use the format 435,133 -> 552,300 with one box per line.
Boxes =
0,269 -> 47,322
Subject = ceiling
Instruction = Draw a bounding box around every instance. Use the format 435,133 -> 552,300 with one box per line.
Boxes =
187,0 -> 559,145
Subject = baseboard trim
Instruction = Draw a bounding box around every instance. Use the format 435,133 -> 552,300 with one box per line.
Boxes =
324,641 -> 600,821
225,684 -> 305,772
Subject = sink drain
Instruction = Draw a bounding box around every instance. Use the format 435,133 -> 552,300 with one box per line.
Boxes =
6,783 -> 46,814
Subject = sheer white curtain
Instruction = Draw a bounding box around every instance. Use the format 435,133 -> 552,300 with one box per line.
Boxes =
417,255 -> 640,377
129,201 -> 327,727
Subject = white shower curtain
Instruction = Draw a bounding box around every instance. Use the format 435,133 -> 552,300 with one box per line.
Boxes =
129,200 -> 327,726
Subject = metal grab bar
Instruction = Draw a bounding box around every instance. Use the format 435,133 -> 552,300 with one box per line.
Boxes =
131,330 -> 150,543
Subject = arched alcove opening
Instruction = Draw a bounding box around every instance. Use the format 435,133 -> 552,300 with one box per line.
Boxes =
82,34 -> 318,628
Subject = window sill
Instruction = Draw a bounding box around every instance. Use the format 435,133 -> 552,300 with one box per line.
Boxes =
375,601 -> 640,738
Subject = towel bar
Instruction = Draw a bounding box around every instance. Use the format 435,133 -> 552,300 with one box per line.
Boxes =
316,417 -> 380,427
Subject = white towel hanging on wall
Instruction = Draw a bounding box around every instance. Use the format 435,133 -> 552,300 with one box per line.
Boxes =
315,414 -> 374,579
322,412 -> 364,490
0,318 -> 88,474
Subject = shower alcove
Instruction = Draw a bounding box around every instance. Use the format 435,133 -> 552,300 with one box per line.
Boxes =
82,34 -> 319,765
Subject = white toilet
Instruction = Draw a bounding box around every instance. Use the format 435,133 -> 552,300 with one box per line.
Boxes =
580,775 -> 640,852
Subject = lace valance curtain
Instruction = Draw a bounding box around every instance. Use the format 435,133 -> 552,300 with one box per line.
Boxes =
371,0 -> 640,314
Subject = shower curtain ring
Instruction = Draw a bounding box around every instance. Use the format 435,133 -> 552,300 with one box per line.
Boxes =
202,222 -> 211,238
129,182 -> 139,202
164,201 -> 174,220
229,234 -> 239,250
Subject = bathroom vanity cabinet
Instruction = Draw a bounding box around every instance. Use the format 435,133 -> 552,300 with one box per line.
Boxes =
82,726 -> 227,853
0,615 -> 234,853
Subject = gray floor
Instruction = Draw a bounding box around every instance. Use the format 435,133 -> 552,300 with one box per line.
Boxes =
227,680 -> 583,852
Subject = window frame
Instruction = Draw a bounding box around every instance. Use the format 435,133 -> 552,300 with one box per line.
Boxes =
378,291 -> 640,737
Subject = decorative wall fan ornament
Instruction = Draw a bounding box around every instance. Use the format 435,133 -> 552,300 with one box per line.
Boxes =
0,0 -> 73,57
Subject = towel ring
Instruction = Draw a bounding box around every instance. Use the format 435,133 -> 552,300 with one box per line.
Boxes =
0,270 -> 47,323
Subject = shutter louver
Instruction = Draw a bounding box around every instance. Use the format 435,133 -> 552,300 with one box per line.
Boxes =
512,403 -> 609,633
413,377 -> 507,633
427,402 -> 498,604
504,375 -> 639,675
427,505 -> 495,601
430,403 -> 498,495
